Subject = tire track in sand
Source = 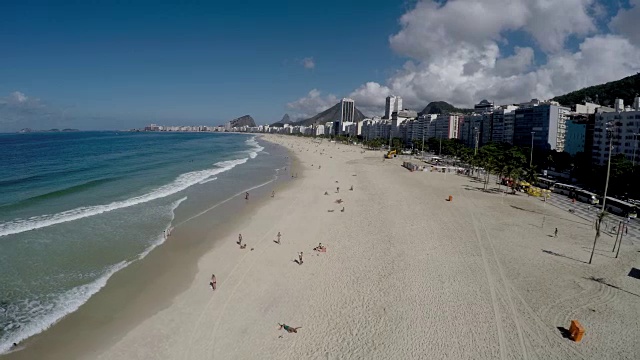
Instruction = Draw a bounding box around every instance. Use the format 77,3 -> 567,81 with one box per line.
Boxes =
462,186 -> 584,359
475,210 -> 529,359
469,211 -> 508,360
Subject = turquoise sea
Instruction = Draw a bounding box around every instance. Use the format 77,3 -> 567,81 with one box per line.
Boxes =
0,131 -> 288,353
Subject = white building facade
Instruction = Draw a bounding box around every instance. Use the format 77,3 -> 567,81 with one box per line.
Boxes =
384,95 -> 403,119
592,97 -> 640,165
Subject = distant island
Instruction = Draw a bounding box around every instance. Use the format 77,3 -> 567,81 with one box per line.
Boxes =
18,128 -> 80,133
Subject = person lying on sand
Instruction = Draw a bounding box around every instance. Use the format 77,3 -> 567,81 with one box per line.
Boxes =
240,244 -> 247,249
278,323 -> 301,333
313,243 -> 326,251
324,191 -> 329,195
210,274 -> 216,290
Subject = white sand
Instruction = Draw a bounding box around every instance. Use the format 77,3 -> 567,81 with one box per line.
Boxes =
91,135 -> 640,359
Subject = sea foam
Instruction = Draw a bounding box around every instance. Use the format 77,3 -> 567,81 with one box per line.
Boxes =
246,136 -> 264,159
0,197 -> 186,354
0,158 -> 248,237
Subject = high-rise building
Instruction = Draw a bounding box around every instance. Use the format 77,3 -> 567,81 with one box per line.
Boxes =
384,95 -> 403,119
474,99 -> 495,113
592,97 -> 640,165
460,114 -> 482,147
332,98 -> 356,135
513,103 -> 570,152
340,98 -> 355,124
492,105 -> 518,144
434,114 -> 461,139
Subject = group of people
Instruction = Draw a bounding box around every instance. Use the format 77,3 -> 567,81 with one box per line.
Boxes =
206,143 -> 343,336
313,243 -> 326,252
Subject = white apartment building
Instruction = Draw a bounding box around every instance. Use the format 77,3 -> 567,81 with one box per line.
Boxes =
361,118 -> 391,141
592,97 -> 640,165
384,95 -> 403,119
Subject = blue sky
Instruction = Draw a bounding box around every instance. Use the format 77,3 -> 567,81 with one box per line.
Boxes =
0,0 -> 407,129
1,0 -> 639,131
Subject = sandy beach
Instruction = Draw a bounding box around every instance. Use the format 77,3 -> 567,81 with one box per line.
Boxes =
7,134 -> 640,359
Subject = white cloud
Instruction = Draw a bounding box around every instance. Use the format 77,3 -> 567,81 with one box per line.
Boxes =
301,57 -> 315,69
494,47 -> 534,77
348,82 -> 391,115
340,0 -> 640,113
286,89 -> 337,119
610,0 -> 640,46
9,91 -> 28,103
0,91 -> 70,131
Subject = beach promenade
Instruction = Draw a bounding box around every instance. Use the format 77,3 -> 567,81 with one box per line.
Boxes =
10,135 -> 640,359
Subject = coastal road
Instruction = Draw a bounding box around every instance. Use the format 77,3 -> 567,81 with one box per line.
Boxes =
544,194 -> 640,247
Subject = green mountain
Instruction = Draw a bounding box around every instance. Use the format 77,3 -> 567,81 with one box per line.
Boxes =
552,73 -> 640,107
224,115 -> 256,128
419,101 -> 473,115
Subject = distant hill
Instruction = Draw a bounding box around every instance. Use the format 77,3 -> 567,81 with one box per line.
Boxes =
271,102 -> 367,127
419,101 -> 473,115
270,113 -> 295,127
295,102 -> 367,127
552,73 -> 640,107
225,115 -> 256,128
280,113 -> 293,124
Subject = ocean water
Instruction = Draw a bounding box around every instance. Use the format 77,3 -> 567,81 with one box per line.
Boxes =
0,131 -> 288,353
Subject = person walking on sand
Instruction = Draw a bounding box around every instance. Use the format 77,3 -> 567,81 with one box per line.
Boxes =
238,233 -> 243,245
271,190 -> 275,198
336,186 -> 340,193
277,231 -> 281,244
210,274 -> 217,290
554,228 -> 558,237
298,252 -> 303,264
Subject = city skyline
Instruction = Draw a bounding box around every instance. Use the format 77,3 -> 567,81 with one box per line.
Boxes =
1,0 -> 640,132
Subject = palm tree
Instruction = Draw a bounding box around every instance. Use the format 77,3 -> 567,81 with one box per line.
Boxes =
523,164 -> 538,184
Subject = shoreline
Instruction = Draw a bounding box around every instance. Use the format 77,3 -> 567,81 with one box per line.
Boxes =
6,134 -> 640,359
2,135 -> 299,359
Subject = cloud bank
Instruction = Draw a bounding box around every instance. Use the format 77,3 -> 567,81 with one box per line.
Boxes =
289,0 -> 640,117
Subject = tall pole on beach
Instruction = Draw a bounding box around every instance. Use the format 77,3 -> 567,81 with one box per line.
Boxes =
474,127 -> 479,156
589,122 -> 614,264
633,133 -> 638,167
530,131 -> 535,167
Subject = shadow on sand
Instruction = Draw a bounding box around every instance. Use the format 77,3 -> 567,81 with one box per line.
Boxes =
462,185 -> 503,194
542,249 -> 587,264
586,276 -> 640,299
557,326 -> 572,339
